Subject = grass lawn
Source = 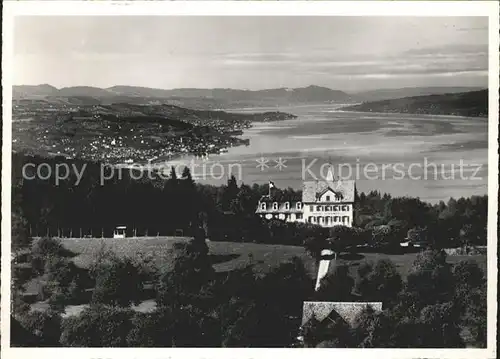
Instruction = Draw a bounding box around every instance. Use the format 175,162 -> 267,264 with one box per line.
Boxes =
59,237 -> 316,275
58,237 -> 487,280
27,237 -> 487,320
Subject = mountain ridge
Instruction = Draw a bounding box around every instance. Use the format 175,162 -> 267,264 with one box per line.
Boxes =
13,84 -> 486,111
14,84 -> 353,101
13,84 -> 356,109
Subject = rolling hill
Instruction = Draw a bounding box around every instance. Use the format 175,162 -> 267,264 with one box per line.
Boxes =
13,84 -> 486,112
13,84 -> 58,98
354,86 -> 485,102
13,84 -> 355,108
341,90 -> 488,117
109,85 -> 354,103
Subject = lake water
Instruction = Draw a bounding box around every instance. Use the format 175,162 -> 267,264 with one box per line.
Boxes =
172,104 -> 488,203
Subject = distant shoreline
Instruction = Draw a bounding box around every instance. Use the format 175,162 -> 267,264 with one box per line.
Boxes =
334,108 -> 488,119
337,89 -> 488,118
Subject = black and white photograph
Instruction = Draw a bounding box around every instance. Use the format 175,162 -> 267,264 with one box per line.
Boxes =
1,1 -> 498,357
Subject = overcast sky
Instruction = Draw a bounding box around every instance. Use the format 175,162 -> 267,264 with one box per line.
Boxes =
13,16 -> 488,91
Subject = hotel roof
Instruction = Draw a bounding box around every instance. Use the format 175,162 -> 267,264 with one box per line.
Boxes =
302,179 -> 355,203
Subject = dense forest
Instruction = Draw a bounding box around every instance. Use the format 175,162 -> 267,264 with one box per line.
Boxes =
12,153 -> 487,249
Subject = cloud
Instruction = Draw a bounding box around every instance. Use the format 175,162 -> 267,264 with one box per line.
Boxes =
456,26 -> 488,32
323,70 -> 488,80
215,43 -> 488,81
402,43 -> 488,56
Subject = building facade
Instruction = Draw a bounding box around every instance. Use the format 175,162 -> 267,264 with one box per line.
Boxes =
256,169 -> 355,228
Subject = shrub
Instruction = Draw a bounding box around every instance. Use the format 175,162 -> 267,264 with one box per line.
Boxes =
355,259 -> 402,304
41,256 -> 86,310
404,250 -> 455,310
315,264 -> 354,301
31,237 -> 71,275
352,307 -> 394,348
127,310 -> 174,347
17,310 -> 62,346
463,284 -> 487,347
157,239 -> 215,307
417,302 -> 464,348
60,305 -> 134,347
453,260 -> 485,291
91,254 -> 144,307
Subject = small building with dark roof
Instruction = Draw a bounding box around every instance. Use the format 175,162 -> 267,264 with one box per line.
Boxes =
298,301 -> 383,346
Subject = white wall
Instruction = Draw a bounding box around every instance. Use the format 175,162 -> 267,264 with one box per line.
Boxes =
302,202 -> 353,227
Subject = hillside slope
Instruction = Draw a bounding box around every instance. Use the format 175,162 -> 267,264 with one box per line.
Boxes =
341,90 -> 487,117
355,87 -> 485,102
12,101 -> 295,163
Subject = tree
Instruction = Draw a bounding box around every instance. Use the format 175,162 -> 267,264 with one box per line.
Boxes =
222,301 -> 262,347
181,166 -> 194,186
371,225 -> 393,249
388,313 -> 421,347
157,239 -> 215,307
42,256 -> 85,311
463,283 -> 487,347
11,208 -> 34,316
256,257 -> 314,345
327,225 -> 357,254
459,223 -> 484,248
222,175 -> 239,212
235,184 -> 257,216
406,226 -> 428,243
315,264 -> 354,301
16,310 -> 62,347
12,208 -> 32,252
30,237 -> 73,275
90,253 -> 144,307
128,303 -> 220,347
355,259 -> 402,304
384,197 -> 430,228
303,236 -> 323,260
127,308 -> 176,347
169,166 -> 178,181
60,305 -> 134,347
453,260 -> 485,294
417,302 -> 464,348
452,261 -> 486,347
352,306 -> 394,347
303,314 -> 354,348
403,249 -> 455,312
300,314 -> 322,348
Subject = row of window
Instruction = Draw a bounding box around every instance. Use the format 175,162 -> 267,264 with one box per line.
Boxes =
260,202 -> 303,211
310,205 -> 350,212
261,213 -> 304,220
323,195 -> 343,202
259,202 -> 351,211
308,216 -> 350,224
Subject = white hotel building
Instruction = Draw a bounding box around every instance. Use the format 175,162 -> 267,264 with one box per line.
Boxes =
256,170 -> 355,228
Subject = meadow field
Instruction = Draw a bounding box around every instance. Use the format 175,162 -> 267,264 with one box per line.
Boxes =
26,237 -> 487,317
59,237 -> 487,279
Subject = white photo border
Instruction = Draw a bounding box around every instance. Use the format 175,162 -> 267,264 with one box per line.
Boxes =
1,1 -> 498,358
